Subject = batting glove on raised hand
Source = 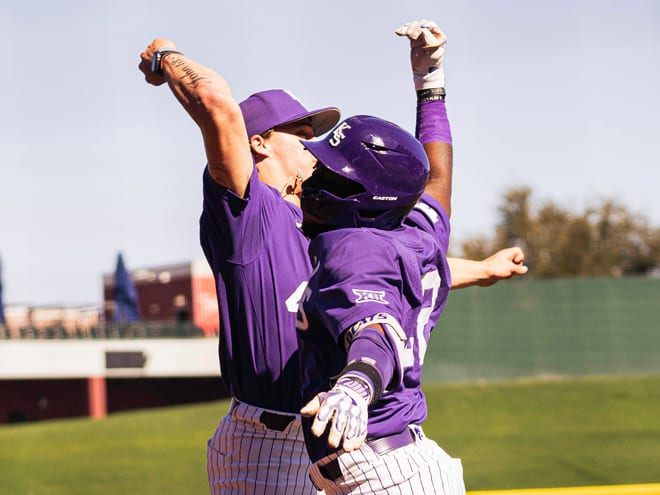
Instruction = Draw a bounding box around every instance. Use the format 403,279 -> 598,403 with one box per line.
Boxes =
395,19 -> 447,91
300,375 -> 371,451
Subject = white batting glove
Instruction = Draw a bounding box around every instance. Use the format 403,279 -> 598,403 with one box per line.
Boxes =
300,375 -> 371,451
395,19 -> 447,91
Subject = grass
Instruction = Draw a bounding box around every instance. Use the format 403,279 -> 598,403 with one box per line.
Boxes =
0,401 -> 220,495
1,375 -> 659,495
424,375 -> 660,491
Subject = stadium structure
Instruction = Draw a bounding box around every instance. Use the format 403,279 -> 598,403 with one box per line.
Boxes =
0,259 -> 227,424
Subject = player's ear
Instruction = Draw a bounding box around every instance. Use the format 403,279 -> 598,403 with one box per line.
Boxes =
249,134 -> 269,158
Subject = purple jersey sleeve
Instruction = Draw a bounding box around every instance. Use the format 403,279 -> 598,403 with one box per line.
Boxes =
200,166 -> 311,412
406,193 -> 451,249
297,208 -> 451,461
406,192 -> 452,286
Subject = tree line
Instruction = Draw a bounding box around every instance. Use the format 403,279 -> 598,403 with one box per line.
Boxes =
460,187 -> 660,277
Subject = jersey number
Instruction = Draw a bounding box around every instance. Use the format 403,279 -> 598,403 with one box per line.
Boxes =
401,269 -> 441,367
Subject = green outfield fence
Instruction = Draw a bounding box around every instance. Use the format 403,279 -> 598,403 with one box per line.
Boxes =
424,276 -> 660,383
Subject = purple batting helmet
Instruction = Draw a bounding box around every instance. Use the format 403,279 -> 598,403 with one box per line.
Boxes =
239,89 -> 340,138
300,115 -> 429,236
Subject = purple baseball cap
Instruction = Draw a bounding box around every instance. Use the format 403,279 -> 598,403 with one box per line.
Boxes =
239,89 -> 340,138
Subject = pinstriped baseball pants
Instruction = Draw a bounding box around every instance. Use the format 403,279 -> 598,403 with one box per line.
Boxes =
308,426 -> 465,495
206,399 -> 321,495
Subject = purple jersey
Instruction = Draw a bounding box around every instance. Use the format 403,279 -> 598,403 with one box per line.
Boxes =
200,167 -> 311,412
296,196 -> 451,462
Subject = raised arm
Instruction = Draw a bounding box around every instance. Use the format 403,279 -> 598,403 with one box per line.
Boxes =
396,20 -> 452,216
138,39 -> 252,197
397,22 -> 528,288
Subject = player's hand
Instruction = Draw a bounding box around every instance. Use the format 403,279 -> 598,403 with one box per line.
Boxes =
479,247 -> 528,287
395,19 -> 447,91
138,38 -> 177,86
300,378 -> 369,451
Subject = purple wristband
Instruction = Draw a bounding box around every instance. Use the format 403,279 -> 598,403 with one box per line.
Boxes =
416,99 -> 452,145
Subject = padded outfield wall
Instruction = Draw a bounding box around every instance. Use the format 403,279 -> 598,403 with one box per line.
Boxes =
423,276 -> 660,383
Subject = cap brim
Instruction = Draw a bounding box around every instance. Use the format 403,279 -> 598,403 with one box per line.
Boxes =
278,107 -> 340,137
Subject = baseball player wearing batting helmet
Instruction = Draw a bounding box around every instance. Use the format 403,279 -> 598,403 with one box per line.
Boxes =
139,18 -> 524,495
294,21 -> 468,494
296,114 -> 465,493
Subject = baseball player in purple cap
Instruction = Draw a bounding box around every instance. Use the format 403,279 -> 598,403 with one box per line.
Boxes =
139,19 -> 525,494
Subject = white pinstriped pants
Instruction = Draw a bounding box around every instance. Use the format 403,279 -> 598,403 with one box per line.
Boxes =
308,425 -> 465,495
206,399 -> 321,495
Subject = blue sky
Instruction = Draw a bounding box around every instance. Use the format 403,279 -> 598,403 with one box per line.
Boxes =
1,0 -> 658,306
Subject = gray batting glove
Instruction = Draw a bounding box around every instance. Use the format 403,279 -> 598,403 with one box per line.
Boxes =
395,19 -> 447,91
301,375 -> 371,451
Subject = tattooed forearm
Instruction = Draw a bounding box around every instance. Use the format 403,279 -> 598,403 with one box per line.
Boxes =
168,56 -> 210,87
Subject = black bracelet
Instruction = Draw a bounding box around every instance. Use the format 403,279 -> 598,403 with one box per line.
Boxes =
417,87 -> 446,103
151,48 -> 183,76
